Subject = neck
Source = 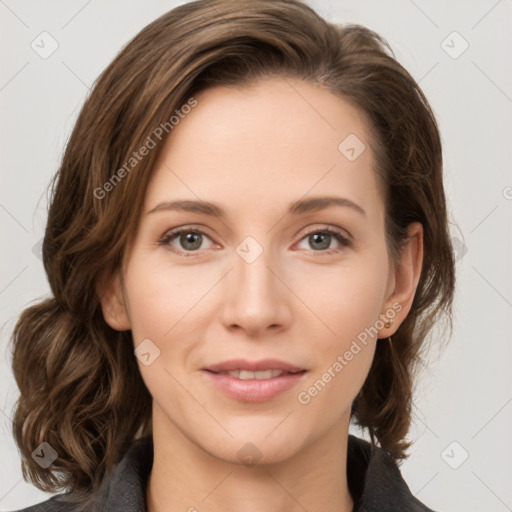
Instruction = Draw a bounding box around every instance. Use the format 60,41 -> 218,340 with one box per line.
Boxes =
146,411 -> 354,512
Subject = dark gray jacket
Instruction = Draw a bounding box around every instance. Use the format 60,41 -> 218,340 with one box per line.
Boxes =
14,435 -> 436,511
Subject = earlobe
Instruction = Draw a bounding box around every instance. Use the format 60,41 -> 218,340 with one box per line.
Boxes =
379,222 -> 424,336
97,270 -> 131,331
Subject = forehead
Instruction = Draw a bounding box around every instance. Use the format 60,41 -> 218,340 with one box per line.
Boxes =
145,78 -> 383,221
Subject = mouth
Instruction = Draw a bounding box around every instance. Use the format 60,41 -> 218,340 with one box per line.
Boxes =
202,359 -> 308,402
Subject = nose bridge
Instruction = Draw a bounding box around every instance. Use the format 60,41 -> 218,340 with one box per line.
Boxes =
222,234 -> 288,333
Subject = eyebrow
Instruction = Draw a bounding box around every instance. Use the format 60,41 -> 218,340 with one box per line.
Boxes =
147,196 -> 366,218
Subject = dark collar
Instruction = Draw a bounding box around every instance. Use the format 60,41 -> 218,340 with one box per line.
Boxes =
346,435 -> 435,511
41,435 -> 435,512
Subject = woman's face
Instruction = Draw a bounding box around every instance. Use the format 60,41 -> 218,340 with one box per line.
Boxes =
102,77 -> 421,465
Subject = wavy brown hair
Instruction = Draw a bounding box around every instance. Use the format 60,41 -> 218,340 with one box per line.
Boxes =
10,0 -> 456,502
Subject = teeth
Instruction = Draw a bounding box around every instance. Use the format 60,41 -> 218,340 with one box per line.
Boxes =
219,369 -> 285,379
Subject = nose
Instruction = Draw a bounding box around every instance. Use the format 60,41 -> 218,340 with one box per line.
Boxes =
220,240 -> 292,337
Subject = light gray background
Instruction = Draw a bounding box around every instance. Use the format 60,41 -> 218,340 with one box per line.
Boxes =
1,1 -> 511,511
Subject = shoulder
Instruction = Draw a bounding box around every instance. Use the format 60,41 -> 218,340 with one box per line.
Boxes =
347,434 -> 437,512
11,436 -> 154,512
10,494 -> 76,512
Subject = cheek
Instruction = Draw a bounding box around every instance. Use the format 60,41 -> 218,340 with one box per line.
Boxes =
124,258 -> 210,340
290,258 -> 386,404
295,276 -> 380,414
291,257 -> 387,341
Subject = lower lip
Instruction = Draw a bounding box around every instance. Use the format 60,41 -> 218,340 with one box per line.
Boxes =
203,370 -> 307,402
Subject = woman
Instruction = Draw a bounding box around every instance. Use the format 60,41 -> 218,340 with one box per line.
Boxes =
10,0 -> 455,511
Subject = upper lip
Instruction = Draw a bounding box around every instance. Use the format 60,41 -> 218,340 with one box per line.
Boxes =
203,359 -> 305,373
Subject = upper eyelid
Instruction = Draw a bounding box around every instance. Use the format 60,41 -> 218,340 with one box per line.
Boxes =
161,224 -> 215,241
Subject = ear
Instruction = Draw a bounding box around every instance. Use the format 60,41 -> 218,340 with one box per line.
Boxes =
96,269 -> 131,331
378,222 -> 424,337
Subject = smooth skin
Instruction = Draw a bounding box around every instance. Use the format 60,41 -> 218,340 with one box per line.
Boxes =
100,77 -> 423,512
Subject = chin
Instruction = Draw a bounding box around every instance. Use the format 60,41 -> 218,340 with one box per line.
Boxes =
215,439 -> 303,468
200,419 -> 309,467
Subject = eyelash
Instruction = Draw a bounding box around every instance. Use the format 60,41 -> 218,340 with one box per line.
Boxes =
158,225 -> 352,257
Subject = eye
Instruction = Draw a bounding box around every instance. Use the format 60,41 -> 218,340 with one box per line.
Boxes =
296,227 -> 352,254
159,225 -> 352,257
158,227 -> 215,255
